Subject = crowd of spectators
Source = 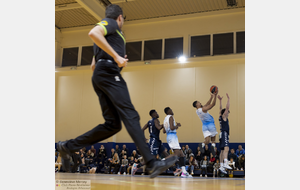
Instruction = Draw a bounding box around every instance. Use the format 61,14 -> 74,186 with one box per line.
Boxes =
55,144 -> 245,177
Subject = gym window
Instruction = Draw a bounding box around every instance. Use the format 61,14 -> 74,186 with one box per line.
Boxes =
213,33 -> 234,55
190,35 -> 211,57
126,41 -> 142,61
144,39 -> 162,60
236,31 -> 245,53
81,46 -> 94,65
62,47 -> 79,67
164,37 -> 183,59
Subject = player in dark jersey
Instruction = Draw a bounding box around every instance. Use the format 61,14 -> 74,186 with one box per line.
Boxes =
56,4 -> 177,178
218,93 -> 232,174
142,110 -> 170,158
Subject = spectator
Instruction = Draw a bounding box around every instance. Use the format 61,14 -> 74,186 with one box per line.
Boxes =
184,145 -> 191,155
131,150 -> 139,160
86,150 -> 95,158
118,155 -> 128,175
55,155 -> 62,172
136,156 -> 146,175
200,155 -> 209,177
228,148 -> 238,162
186,155 -> 198,175
79,154 -> 86,173
237,154 -> 245,170
213,159 -> 220,178
110,148 -> 116,159
227,157 -> 236,175
109,153 -> 120,174
79,149 -> 86,157
82,147 -> 87,154
195,147 -> 201,156
186,149 -> 194,160
122,145 -> 129,155
127,156 -> 135,174
209,153 -> 216,165
214,146 -> 220,160
119,150 -> 127,161
115,144 -> 121,155
97,145 -> 107,164
127,156 -> 139,174
195,151 -> 202,165
236,145 -> 245,157
203,145 -> 211,160
182,146 -> 185,153
90,145 -> 96,155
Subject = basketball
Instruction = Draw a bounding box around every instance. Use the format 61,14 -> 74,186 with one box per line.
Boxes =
210,85 -> 218,94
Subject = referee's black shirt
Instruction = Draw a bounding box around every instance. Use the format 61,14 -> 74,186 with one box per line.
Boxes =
93,18 -> 126,63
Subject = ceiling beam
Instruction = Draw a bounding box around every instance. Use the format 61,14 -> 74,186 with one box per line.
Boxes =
55,3 -> 82,11
76,0 -> 105,21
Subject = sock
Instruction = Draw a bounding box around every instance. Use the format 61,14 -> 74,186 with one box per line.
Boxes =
202,143 -> 205,148
181,166 -> 187,173
224,159 -> 228,165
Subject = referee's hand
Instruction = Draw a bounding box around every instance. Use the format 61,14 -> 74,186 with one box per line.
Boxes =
114,55 -> 128,67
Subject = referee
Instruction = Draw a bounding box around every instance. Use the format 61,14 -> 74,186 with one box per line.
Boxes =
57,4 -> 177,178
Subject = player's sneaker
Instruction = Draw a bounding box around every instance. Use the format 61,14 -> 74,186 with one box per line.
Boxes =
181,172 -> 193,178
57,141 -> 71,172
219,167 -> 227,174
223,164 -> 232,170
147,155 -> 178,178
173,168 -> 182,176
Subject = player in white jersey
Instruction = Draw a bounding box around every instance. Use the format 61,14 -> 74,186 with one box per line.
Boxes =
163,107 -> 192,178
192,91 -> 218,155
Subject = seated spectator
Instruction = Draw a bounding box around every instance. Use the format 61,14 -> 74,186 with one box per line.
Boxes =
127,156 -> 135,174
209,153 -> 216,165
131,150 -> 139,160
237,154 -> 245,171
186,155 -> 198,175
118,155 -> 128,175
90,145 -> 96,155
119,150 -> 127,162
195,150 -> 202,166
109,153 -> 120,174
127,156 -> 139,174
79,154 -> 86,173
97,145 -> 107,164
236,145 -> 245,157
203,145 -> 211,160
227,157 -> 236,175
181,146 -> 185,153
213,159 -> 220,178
186,149 -> 194,160
200,155 -> 209,177
214,146 -> 220,160
55,155 -> 62,172
195,147 -> 201,156
79,149 -> 86,157
122,145 -> 129,155
109,148 -> 116,159
82,147 -> 87,154
184,145 -> 191,155
115,144 -> 121,155
228,148 -> 238,162
86,150 -> 95,158
136,156 -> 146,175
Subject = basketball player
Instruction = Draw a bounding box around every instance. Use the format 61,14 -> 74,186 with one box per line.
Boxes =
192,92 -> 218,155
142,110 -> 170,159
163,107 -> 192,178
56,4 -> 177,178
218,93 -> 232,174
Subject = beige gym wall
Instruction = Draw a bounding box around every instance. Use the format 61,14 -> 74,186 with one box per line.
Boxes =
55,8 -> 245,143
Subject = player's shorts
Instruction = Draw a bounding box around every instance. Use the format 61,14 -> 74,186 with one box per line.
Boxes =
202,122 -> 218,138
219,131 -> 229,150
149,137 -> 165,155
166,133 -> 181,150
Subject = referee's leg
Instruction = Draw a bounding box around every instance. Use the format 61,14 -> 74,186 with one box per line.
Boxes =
99,74 -> 154,165
65,80 -> 122,152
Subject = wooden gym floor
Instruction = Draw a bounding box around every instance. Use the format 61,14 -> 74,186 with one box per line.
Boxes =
55,173 -> 245,190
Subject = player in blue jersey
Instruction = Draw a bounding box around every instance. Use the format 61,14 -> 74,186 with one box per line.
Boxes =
192,91 -> 218,155
142,110 -> 170,159
218,93 -> 232,174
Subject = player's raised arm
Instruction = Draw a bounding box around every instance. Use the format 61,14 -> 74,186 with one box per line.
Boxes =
202,91 -> 218,112
88,25 -> 128,67
204,94 -> 214,106
169,116 -> 179,130
154,119 -> 164,130
223,93 -> 230,118
218,95 -> 223,116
